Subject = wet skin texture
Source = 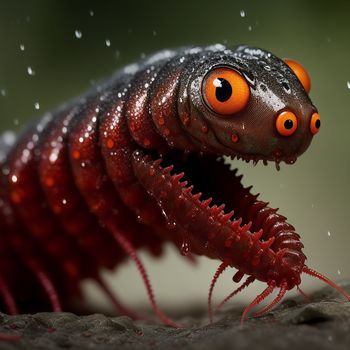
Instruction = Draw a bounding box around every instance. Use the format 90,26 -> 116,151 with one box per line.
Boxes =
0,44 -> 346,327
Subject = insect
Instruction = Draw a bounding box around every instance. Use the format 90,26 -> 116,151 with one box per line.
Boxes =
0,44 -> 348,327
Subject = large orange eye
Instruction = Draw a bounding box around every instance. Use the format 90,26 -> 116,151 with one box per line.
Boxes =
284,59 -> 311,93
310,112 -> 321,135
203,67 -> 250,116
276,111 -> 298,136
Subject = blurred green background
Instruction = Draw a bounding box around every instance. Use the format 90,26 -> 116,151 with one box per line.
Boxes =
0,0 -> 349,312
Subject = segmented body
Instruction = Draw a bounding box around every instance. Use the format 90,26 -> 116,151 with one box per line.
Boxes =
0,44 -> 346,324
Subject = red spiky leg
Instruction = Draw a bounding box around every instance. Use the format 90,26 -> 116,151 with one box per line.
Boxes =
0,217 -> 18,314
68,102 -> 178,327
207,262 -> 229,323
240,283 -> 276,325
302,266 -> 350,302
0,276 -> 17,315
215,276 -> 255,313
253,281 -> 288,317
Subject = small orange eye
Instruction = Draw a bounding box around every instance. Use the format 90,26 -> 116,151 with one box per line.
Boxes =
276,111 -> 298,136
310,112 -> 321,135
203,67 -> 250,116
284,59 -> 311,94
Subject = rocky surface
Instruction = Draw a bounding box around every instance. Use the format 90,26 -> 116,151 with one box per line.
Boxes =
0,283 -> 350,350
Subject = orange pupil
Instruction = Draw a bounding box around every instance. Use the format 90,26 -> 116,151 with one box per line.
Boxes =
276,111 -> 298,136
203,67 -> 250,116
310,112 -> 321,135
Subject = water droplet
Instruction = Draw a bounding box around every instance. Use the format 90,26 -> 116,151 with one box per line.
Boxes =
75,30 -> 82,39
19,44 -> 25,51
27,66 -> 35,76
327,230 -> 331,237
248,25 -> 252,31
181,239 -> 190,256
347,81 -> 350,90
240,10 -> 245,17
89,10 -> 94,16
152,30 -> 157,36
62,199 -> 67,205
327,335 -> 333,342
166,219 -> 177,230
34,102 -> 40,110
1,89 -> 6,97
13,119 -> 19,126
337,269 -> 341,275
105,39 -> 111,47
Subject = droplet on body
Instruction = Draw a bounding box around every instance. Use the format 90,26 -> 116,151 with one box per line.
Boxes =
181,239 -> 190,256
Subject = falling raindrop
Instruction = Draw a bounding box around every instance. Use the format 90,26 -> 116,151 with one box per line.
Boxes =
19,44 -> 25,51
327,231 -> 331,237
27,66 -> 35,76
347,81 -> 350,90
34,102 -> 40,110
0,89 -> 6,97
105,39 -> 111,47
152,30 -> 157,36
89,10 -> 94,16
75,30 -> 82,39
337,269 -> 341,275
240,10 -> 245,17
13,119 -> 19,126
248,25 -> 252,31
